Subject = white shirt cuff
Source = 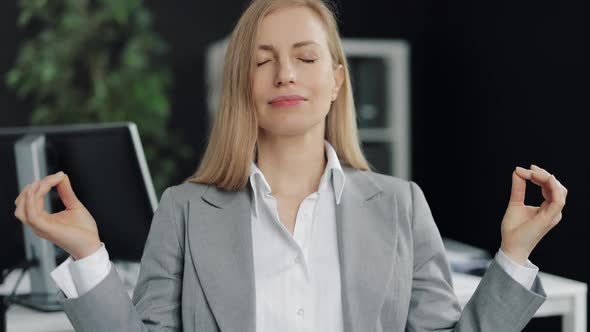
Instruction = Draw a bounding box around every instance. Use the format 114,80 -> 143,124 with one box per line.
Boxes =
50,243 -> 111,298
50,255 -> 78,298
495,248 -> 539,290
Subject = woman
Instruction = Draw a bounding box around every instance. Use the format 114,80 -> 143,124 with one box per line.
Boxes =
14,0 -> 567,331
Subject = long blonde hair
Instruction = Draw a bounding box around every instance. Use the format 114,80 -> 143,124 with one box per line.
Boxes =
185,0 -> 370,191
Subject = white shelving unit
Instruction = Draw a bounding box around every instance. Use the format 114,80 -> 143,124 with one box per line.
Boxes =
342,39 -> 410,179
205,38 -> 411,180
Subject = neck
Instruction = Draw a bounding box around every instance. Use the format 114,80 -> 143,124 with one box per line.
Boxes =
256,129 -> 326,199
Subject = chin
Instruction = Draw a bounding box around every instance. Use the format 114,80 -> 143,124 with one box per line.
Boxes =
257,106 -> 327,137
260,124 -> 314,137
259,117 -> 324,137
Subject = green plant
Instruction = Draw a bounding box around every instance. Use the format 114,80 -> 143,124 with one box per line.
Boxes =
6,0 -> 192,198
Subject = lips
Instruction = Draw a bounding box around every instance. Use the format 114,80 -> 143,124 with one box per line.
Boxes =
268,94 -> 307,107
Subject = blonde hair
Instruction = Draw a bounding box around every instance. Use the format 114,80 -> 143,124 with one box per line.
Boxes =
185,0 -> 370,191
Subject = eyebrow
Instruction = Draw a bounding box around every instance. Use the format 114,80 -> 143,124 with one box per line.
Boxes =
257,40 -> 320,52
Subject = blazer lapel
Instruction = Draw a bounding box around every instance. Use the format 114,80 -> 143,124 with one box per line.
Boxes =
185,168 -> 398,332
187,184 -> 256,332
337,168 -> 399,332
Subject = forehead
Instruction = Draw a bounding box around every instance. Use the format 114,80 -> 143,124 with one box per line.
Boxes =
256,6 -> 328,49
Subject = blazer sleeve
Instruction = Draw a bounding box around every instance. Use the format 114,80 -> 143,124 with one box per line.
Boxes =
58,187 -> 184,332
405,181 -> 547,332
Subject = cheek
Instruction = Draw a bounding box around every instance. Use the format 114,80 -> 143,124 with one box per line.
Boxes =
306,69 -> 334,99
252,76 -> 267,102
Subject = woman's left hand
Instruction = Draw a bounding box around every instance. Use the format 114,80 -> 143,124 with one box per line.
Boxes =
500,164 -> 568,265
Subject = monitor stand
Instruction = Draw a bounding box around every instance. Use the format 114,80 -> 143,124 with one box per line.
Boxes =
12,134 -> 62,312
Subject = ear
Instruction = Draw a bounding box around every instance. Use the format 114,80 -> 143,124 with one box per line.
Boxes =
331,64 -> 344,102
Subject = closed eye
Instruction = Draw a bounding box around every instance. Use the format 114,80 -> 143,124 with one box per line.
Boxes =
257,59 -> 316,66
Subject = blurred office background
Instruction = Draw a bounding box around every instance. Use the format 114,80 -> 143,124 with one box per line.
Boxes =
1,1 -> 588,331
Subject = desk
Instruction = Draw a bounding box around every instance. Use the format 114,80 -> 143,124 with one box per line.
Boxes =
2,267 -> 587,332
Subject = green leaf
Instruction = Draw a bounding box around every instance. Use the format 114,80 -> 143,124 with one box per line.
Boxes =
40,62 -> 57,83
6,69 -> 21,86
10,0 -> 177,190
18,11 -> 33,26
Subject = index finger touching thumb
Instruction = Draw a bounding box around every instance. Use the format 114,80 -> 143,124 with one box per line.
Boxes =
56,173 -> 81,209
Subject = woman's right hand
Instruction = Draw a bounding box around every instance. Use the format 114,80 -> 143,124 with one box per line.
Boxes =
14,171 -> 102,260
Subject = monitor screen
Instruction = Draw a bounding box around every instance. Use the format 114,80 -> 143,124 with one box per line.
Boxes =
0,136 -> 26,272
0,122 -> 157,274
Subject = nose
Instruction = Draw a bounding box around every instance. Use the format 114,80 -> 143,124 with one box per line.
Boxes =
274,59 -> 296,87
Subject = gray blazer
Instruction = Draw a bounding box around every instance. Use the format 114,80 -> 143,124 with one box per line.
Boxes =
59,167 -> 547,331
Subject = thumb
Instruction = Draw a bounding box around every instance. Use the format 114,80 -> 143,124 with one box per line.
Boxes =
509,168 -> 527,206
56,173 -> 82,209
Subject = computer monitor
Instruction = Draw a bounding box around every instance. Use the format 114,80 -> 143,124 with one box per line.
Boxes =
0,122 -> 158,311
0,136 -> 27,272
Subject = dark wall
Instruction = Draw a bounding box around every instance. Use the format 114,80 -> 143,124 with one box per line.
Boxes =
2,1 -> 588,330
419,2 -> 590,330
140,1 -> 249,185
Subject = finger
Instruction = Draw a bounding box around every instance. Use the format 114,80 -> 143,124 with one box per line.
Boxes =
527,165 -> 566,225
547,175 -> 562,203
509,168 -> 527,205
14,183 -> 33,206
517,166 -> 551,198
530,166 -> 562,202
24,182 -> 49,234
14,183 -> 34,222
35,172 -> 66,197
515,166 -> 533,180
529,168 -> 553,193
532,165 -> 565,204
514,166 -> 539,195
555,178 -> 568,197
545,175 -> 566,220
14,195 -> 27,223
56,173 -> 82,209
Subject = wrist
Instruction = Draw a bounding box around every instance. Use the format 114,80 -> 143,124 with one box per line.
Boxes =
500,245 -> 529,266
72,240 -> 102,261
